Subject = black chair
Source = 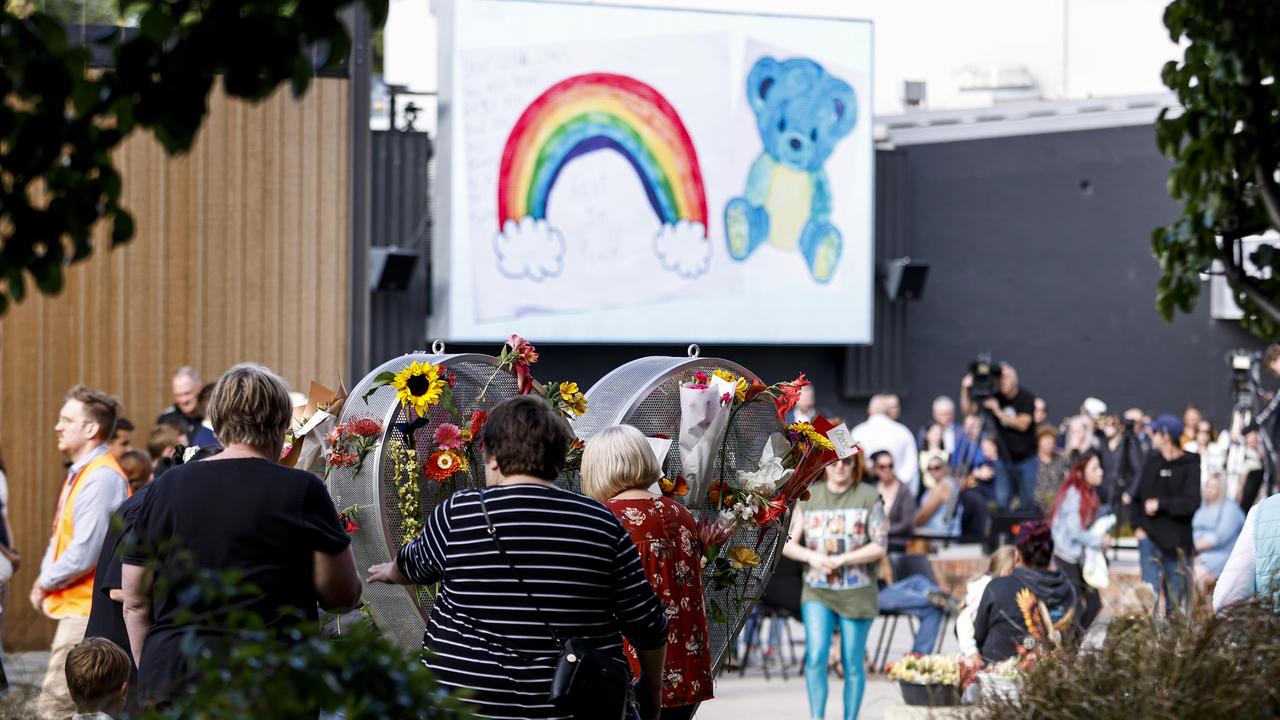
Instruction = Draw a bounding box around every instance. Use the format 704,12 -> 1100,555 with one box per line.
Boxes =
739,555 -> 803,680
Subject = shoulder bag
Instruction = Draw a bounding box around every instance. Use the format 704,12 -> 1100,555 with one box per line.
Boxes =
476,490 -> 634,720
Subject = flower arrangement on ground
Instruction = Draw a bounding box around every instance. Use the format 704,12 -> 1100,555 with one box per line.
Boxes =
887,653 -> 965,686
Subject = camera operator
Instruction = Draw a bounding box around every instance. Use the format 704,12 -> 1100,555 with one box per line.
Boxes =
961,362 -> 1039,512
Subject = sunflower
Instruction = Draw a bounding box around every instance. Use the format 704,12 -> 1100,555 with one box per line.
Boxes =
789,421 -> 835,452
391,361 -> 446,416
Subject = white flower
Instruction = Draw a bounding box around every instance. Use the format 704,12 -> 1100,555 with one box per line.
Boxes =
739,458 -> 794,494
719,509 -> 737,527
734,495 -> 760,521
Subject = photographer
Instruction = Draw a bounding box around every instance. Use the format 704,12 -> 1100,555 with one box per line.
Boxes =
961,362 -> 1039,512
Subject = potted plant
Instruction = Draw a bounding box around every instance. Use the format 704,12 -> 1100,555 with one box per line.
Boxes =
886,653 -> 964,707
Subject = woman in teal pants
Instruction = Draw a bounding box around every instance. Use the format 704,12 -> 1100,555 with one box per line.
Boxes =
783,453 -> 887,720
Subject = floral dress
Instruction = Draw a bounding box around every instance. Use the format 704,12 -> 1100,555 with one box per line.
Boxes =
605,496 -> 715,707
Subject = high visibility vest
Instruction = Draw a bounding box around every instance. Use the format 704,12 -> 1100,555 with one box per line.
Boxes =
43,451 -> 126,618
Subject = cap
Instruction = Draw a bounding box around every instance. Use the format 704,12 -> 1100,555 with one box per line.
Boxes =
1082,397 -> 1107,420
1149,414 -> 1184,439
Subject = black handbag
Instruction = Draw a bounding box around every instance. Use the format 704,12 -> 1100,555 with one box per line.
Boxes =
476,490 -> 633,720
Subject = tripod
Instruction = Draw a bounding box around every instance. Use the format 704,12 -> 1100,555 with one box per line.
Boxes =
1229,364 -> 1277,506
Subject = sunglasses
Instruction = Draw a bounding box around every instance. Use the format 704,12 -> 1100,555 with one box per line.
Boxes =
928,464 -> 945,471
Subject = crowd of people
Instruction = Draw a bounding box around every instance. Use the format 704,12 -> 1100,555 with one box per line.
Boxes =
10,354 -> 1280,720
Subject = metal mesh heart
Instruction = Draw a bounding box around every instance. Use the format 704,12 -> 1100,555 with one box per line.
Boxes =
327,352 -> 524,655
573,356 -> 786,672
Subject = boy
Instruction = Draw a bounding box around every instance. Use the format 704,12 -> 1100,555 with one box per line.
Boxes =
65,637 -> 130,719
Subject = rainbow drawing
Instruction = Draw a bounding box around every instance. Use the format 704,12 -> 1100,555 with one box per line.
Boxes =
497,73 -> 709,236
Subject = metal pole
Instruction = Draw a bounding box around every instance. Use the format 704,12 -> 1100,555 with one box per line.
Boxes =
347,3 -> 373,381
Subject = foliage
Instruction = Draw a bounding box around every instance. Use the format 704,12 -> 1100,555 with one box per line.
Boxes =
0,0 -> 388,316
1154,1 -> 1280,338
970,598 -> 1280,719
127,554 -> 470,719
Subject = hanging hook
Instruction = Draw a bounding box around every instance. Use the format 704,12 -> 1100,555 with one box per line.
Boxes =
432,339 -> 446,355
687,344 -> 701,359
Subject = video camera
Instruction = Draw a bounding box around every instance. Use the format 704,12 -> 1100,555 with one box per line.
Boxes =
968,353 -> 1002,402
1228,349 -> 1259,406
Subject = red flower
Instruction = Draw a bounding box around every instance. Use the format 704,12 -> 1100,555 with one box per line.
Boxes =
507,335 -> 539,395
469,410 -> 488,439
349,417 -> 382,438
325,424 -> 346,446
424,450 -> 461,482
744,379 -> 768,403
756,497 -> 787,526
773,373 -> 812,420
658,475 -> 689,498
341,516 -> 360,533
446,374 -> 457,387
653,433 -> 671,440
697,517 -> 734,548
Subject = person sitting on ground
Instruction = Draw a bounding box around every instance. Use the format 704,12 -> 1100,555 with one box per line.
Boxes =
65,637 -> 131,720
973,521 -> 1078,663
1050,451 -> 1109,632
1192,471 -> 1245,599
582,425 -> 713,720
956,546 -> 1017,666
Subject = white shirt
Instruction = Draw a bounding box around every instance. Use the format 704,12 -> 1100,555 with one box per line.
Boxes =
1214,503 -> 1259,612
851,414 -> 920,496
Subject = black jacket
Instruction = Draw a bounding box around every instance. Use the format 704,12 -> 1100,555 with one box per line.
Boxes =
973,566 -> 1078,663
1132,451 -> 1200,558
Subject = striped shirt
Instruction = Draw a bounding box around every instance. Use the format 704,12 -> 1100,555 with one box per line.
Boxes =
396,483 -> 668,719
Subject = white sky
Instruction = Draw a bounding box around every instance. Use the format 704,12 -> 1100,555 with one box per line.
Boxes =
385,0 -> 1180,116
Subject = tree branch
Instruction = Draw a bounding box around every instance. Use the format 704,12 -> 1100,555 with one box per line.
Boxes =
1221,238 -> 1280,324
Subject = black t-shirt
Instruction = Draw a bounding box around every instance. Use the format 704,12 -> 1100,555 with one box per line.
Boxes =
86,484 -> 151,713
121,458 -> 349,704
996,388 -> 1037,462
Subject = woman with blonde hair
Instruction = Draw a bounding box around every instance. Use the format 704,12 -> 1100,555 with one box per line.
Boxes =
955,546 -> 1016,667
582,425 -> 713,720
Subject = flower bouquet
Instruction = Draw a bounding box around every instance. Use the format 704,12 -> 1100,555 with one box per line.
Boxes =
886,653 -> 965,707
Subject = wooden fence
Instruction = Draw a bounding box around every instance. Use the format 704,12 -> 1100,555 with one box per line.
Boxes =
1,78 -> 350,650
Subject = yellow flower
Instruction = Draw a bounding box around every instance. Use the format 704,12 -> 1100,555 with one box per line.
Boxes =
559,382 -> 588,417
713,369 -> 748,402
391,361 -> 446,416
789,421 -> 835,452
728,546 -> 761,569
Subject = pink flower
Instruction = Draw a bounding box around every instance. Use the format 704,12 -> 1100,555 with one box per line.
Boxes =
694,371 -> 709,383
433,423 -> 465,450
697,517 -> 734,548
721,392 -> 732,405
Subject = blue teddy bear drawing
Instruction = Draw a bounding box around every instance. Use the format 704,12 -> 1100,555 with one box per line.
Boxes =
725,57 -> 857,283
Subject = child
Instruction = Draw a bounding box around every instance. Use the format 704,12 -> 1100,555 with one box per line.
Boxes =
65,637 -> 130,720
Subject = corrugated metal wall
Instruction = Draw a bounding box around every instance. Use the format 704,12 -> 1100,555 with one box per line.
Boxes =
2,79 -> 351,650
844,149 -> 909,399
369,130 -> 433,358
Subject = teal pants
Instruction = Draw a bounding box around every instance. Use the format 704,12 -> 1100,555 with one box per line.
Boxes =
801,601 -> 873,720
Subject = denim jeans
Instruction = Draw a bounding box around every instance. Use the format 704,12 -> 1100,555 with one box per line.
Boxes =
877,575 -> 946,655
802,601 -> 873,720
994,456 -> 1039,511
1138,537 -> 1189,616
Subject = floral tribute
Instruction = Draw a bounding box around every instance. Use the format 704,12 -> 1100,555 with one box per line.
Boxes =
887,653 -> 968,686
688,368 -> 856,625
349,336 -> 586,551
323,417 -> 383,479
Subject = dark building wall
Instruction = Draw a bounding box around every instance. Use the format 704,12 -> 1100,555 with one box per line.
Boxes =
896,123 -> 1259,429
411,123 -> 1261,433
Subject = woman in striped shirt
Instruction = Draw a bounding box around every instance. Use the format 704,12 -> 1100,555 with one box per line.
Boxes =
368,396 -> 668,720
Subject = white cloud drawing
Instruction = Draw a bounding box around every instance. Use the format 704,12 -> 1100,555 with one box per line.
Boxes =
653,220 -> 711,279
493,217 -> 566,281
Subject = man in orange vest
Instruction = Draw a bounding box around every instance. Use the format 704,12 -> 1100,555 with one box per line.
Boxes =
31,385 -> 127,720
